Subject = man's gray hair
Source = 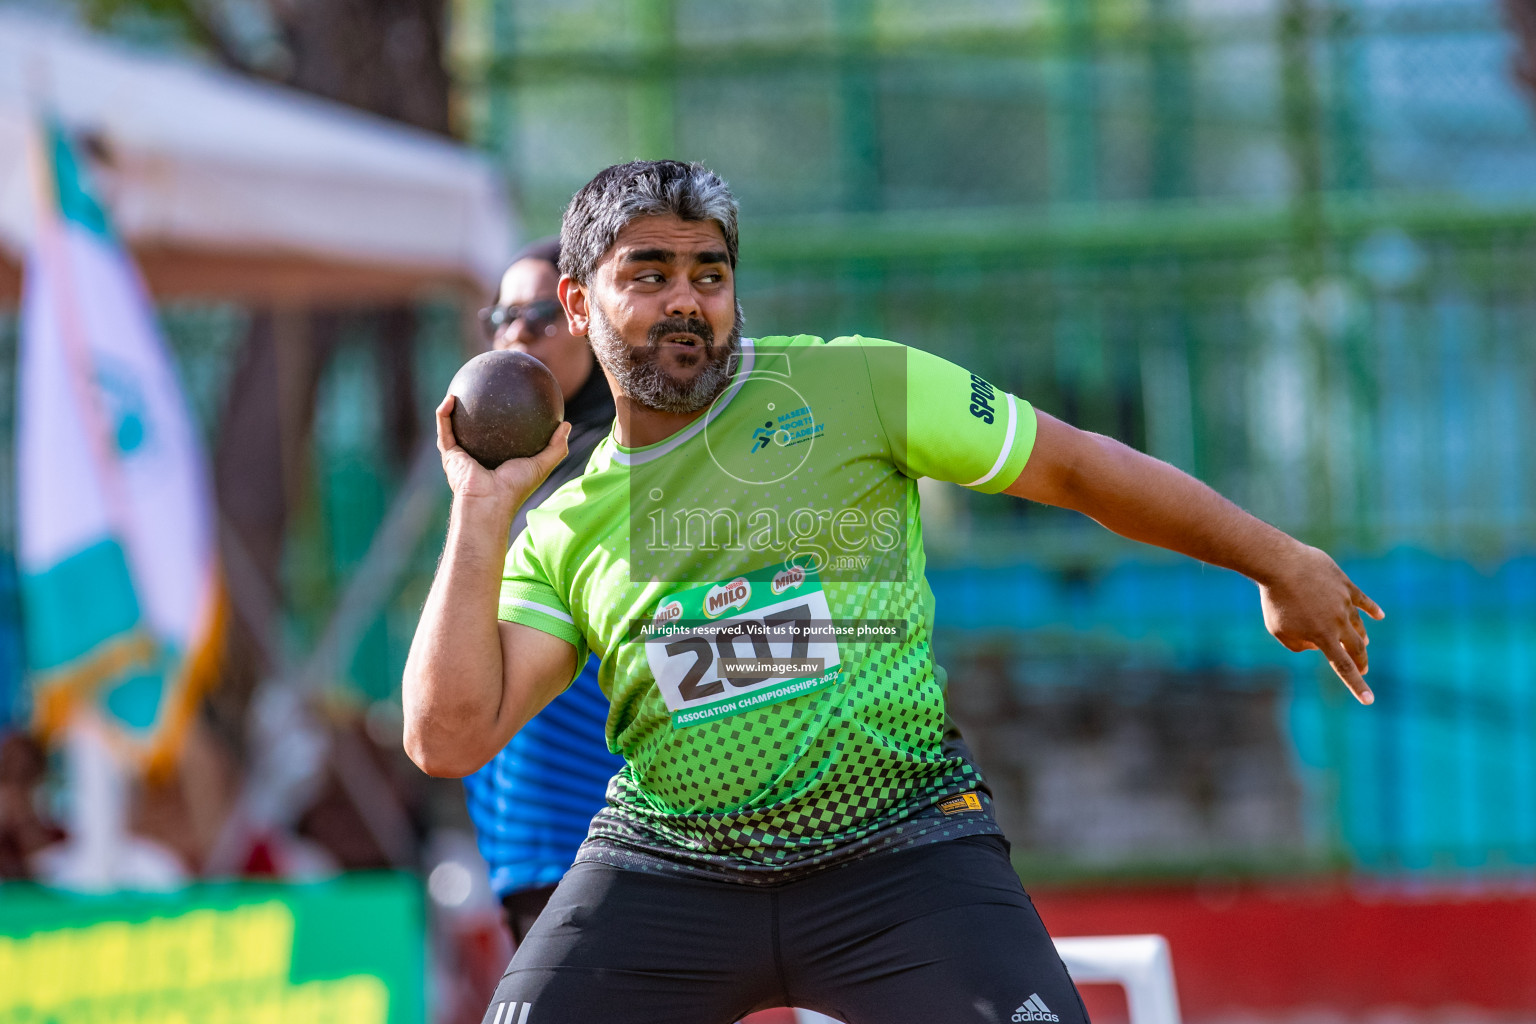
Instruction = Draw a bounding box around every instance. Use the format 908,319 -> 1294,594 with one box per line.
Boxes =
559,161 -> 739,285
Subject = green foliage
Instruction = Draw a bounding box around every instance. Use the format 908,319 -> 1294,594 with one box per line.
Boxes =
77,0 -> 207,49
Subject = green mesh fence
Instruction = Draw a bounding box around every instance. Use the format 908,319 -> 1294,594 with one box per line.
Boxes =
450,0 -> 1536,560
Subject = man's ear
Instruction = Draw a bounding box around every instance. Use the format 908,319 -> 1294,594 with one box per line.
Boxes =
559,275 -> 589,337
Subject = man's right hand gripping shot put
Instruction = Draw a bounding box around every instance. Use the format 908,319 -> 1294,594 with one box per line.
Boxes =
403,161 -> 1384,1024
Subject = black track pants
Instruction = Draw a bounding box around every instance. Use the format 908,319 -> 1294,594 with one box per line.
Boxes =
480,835 -> 1090,1024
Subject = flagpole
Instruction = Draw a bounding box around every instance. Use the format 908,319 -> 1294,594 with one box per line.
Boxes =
58,715 -> 122,891
29,713 -> 186,891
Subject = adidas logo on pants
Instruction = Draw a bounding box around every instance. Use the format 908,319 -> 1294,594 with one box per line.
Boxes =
1013,994 -> 1060,1022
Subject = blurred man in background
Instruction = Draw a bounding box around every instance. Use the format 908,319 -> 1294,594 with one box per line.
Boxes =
461,237 -> 623,946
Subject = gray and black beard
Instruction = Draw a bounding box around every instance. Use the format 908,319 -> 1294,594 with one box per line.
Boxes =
588,301 -> 744,414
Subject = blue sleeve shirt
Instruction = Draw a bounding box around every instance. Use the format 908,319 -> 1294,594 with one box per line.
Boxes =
462,655 -> 624,897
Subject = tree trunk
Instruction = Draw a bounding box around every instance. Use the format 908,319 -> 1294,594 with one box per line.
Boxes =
1507,0 -> 1536,102
279,0 -> 453,135
206,0 -> 453,728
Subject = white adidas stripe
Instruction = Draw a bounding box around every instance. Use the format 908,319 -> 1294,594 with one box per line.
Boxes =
491,1002 -> 532,1024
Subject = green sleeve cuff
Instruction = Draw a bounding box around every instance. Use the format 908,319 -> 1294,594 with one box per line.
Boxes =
499,581 -> 589,671
967,398 -> 1037,494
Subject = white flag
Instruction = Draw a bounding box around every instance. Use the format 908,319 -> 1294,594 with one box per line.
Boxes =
17,119 -> 222,772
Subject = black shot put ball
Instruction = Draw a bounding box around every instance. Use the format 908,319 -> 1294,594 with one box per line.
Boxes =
447,350 -> 564,469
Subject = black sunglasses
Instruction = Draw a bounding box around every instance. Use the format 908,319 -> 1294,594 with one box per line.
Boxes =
478,298 -> 565,341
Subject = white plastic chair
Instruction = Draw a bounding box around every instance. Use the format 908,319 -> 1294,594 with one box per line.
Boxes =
787,933 -> 1181,1024
1053,934 -> 1183,1024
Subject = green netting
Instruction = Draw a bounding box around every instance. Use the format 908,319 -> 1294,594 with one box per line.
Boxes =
458,0 -> 1536,560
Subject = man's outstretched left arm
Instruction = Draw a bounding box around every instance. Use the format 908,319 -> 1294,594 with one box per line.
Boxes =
1005,411 -> 1385,704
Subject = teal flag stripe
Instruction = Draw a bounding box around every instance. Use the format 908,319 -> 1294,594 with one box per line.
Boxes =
97,641 -> 181,735
20,539 -> 141,671
48,121 -> 113,240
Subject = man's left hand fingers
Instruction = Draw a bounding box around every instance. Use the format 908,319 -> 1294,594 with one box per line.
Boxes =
1326,641 -> 1374,705
1339,624 -> 1368,674
1349,609 -> 1369,647
1350,581 -> 1385,621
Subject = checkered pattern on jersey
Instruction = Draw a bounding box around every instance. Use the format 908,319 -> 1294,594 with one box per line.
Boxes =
591,580 -> 987,873
579,781 -> 1002,884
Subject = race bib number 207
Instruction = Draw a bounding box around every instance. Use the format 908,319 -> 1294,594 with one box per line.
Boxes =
645,563 -> 842,728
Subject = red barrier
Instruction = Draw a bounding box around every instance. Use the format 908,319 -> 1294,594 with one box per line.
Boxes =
1028,879 -> 1536,1022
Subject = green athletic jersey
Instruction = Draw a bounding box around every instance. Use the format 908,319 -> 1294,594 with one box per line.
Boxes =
500,335 -> 1036,879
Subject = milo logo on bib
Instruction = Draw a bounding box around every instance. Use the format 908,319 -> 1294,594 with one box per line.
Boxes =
703,578 -> 751,618
770,565 -> 805,595
646,561 -> 842,728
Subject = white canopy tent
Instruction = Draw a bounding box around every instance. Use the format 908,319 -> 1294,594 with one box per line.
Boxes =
0,9 -> 514,307
0,11 -> 519,888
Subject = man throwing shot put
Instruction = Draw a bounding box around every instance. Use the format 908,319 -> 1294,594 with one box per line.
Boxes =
404,161 -> 1383,1024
